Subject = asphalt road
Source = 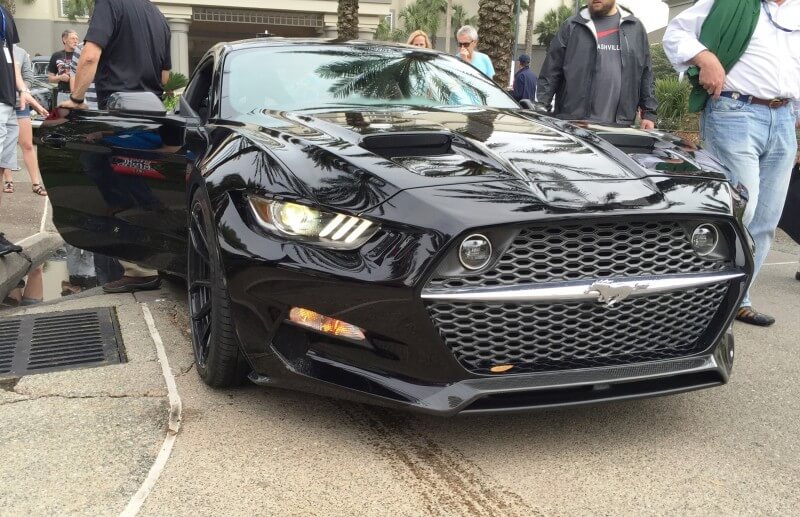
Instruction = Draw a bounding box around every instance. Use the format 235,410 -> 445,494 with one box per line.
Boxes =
136,247 -> 799,517
1,247 -> 798,516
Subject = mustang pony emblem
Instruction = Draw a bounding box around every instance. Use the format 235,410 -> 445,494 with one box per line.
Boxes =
586,281 -> 650,306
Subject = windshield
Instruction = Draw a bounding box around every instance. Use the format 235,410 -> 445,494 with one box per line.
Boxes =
221,45 -> 518,118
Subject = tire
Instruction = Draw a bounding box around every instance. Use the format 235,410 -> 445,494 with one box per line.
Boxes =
187,188 -> 248,387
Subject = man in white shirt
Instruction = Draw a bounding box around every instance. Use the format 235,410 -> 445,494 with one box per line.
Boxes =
663,0 -> 800,327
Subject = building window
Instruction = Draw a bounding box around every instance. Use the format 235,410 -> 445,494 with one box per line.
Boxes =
58,0 -> 89,19
192,8 -> 323,28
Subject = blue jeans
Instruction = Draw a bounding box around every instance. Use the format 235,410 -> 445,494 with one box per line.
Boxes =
701,97 -> 798,307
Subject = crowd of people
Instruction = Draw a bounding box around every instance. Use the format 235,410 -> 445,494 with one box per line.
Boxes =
0,0 -> 797,326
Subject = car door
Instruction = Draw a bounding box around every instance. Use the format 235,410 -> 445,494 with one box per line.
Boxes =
37,97 -> 192,274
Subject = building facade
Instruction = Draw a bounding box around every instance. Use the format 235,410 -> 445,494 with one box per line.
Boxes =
13,0 -> 687,78
14,0 -> 394,76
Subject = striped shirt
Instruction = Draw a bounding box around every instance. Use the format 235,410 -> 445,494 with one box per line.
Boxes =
71,44 -> 98,109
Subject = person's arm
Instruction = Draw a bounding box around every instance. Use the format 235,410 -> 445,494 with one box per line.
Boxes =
161,70 -> 170,85
639,30 -> 657,129
662,0 -> 725,97
535,22 -> 570,109
60,42 -> 101,108
15,60 -> 47,116
18,51 -> 33,89
512,72 -> 523,101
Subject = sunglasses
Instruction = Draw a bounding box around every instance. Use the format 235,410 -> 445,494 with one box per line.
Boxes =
457,41 -> 473,47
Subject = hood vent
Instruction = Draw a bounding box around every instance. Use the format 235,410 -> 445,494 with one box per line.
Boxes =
361,132 -> 452,159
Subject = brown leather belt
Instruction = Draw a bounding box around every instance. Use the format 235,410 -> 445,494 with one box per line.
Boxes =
720,91 -> 791,108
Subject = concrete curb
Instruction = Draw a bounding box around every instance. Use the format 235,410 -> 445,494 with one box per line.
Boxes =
0,232 -> 64,300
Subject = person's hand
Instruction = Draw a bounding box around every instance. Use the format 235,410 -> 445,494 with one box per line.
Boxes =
640,119 -> 655,130
19,92 -> 48,117
694,50 -> 725,98
84,131 -> 104,143
60,73 -> 70,82
58,98 -> 88,110
459,46 -> 471,62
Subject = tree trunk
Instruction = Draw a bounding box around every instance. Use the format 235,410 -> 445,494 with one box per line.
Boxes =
478,0 -> 515,87
337,0 -> 359,40
445,0 -> 453,54
523,0 -> 535,56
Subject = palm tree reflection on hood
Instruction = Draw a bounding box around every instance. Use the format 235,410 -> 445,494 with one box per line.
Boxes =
313,50 -> 489,107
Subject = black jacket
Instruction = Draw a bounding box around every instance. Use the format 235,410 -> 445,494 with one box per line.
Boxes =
536,7 -> 657,126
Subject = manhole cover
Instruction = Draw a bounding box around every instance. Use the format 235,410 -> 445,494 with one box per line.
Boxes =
0,308 -> 125,378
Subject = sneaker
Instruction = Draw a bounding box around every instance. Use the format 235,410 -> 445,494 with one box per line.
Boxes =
735,306 -> 775,327
0,233 -> 22,257
102,275 -> 161,293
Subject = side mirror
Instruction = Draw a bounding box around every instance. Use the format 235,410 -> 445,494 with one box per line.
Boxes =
107,91 -> 167,116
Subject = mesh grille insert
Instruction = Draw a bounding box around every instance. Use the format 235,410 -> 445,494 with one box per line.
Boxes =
426,283 -> 729,375
428,221 -> 728,290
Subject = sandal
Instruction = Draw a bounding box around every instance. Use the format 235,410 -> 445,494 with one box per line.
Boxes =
3,181 -> 12,193
735,306 -> 775,327
32,183 -> 47,196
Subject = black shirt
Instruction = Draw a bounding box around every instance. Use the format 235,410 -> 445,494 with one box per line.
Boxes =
47,50 -> 75,93
0,6 -> 19,107
84,0 -> 171,108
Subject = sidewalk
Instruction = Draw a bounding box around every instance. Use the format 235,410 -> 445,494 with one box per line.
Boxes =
0,290 -> 173,515
0,162 -> 63,299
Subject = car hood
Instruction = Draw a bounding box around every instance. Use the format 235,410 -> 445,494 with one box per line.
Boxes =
233,106 -> 728,212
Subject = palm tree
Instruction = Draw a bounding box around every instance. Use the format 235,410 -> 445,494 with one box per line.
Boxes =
534,5 -> 572,49
477,0 -> 515,87
451,4 -> 478,31
337,0 -> 359,40
523,0 -> 536,56
399,0 -> 446,47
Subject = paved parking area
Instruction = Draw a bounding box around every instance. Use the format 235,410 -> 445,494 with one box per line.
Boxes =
1,247 -> 798,516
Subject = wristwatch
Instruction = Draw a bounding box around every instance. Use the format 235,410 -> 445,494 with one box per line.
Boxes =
69,94 -> 85,104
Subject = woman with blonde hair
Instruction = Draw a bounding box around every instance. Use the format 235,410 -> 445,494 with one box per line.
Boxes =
406,30 -> 432,49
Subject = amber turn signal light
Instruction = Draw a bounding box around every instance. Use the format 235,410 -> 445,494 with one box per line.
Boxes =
289,307 -> 366,341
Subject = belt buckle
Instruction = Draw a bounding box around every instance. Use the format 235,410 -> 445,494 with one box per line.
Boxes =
768,98 -> 785,108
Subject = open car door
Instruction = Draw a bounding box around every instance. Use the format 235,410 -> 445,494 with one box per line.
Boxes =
37,92 -> 192,275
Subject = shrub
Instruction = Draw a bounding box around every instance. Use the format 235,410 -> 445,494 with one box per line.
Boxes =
655,77 -> 690,131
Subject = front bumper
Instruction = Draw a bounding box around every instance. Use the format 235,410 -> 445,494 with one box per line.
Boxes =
247,330 -> 734,416
217,193 -> 747,416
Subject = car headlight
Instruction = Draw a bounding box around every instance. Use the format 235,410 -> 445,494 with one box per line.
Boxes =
248,196 -> 379,250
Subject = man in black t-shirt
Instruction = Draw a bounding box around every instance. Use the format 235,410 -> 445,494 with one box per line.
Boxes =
0,5 -> 48,256
61,0 -> 171,110
60,0 -> 171,293
47,29 -> 79,95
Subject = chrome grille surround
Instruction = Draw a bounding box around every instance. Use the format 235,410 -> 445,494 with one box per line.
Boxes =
426,282 -> 730,375
427,221 -> 728,291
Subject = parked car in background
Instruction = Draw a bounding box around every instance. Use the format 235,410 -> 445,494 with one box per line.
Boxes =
31,55 -> 49,82
36,39 -> 753,415
29,77 -> 55,128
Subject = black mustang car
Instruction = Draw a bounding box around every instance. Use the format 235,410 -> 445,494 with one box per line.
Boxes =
37,39 -> 753,415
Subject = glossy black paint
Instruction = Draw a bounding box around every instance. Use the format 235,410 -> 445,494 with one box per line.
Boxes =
37,39 -> 754,415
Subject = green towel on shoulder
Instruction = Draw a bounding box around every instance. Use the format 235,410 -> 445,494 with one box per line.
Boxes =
687,0 -> 760,112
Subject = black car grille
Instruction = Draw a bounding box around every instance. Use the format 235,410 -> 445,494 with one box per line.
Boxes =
426,221 -> 728,291
426,283 -> 729,375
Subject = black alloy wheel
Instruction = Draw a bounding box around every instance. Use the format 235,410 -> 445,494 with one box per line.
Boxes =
187,189 -> 248,387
